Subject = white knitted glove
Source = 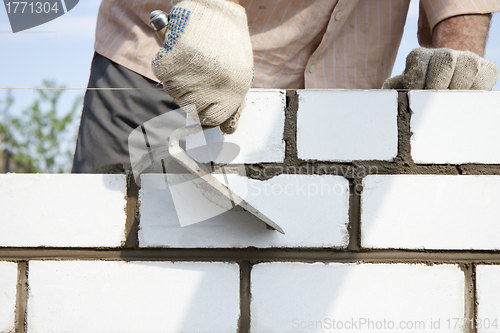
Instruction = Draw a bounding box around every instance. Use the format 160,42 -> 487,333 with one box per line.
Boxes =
383,47 -> 499,90
151,0 -> 253,134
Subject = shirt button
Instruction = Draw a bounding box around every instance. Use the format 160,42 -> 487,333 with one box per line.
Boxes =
309,65 -> 315,73
334,11 -> 342,21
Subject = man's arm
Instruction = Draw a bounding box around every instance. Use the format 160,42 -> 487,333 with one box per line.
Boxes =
431,14 -> 491,56
383,12 -> 498,90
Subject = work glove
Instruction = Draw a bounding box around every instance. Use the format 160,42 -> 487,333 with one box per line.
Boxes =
383,47 -> 499,90
151,0 -> 253,134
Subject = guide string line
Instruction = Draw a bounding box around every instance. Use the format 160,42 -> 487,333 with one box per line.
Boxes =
0,87 -> 164,91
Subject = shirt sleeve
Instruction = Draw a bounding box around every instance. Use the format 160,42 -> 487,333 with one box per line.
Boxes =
419,0 -> 500,35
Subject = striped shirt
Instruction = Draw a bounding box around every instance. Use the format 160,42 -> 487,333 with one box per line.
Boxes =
94,0 -> 499,89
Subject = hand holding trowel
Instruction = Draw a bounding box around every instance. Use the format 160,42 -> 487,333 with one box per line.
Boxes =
148,1 -> 284,234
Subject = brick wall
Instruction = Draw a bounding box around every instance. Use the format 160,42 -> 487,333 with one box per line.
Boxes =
1,90 -> 500,332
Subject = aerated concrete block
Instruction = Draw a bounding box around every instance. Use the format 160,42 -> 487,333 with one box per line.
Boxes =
297,90 -> 398,161
139,174 -> 349,248
0,174 -> 127,247
0,261 -> 17,332
476,265 -> 500,333
27,261 -> 240,333
361,175 -> 500,250
410,91 -> 500,164
186,89 -> 286,163
251,263 -> 464,333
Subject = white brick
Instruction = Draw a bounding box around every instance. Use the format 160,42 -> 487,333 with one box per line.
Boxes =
361,175 -> 500,250
251,263 -> 464,333
186,89 -> 286,163
0,174 -> 127,247
27,261 -> 239,333
0,262 -> 17,332
476,265 -> 500,333
409,91 -> 500,164
139,174 -> 349,248
297,90 -> 398,161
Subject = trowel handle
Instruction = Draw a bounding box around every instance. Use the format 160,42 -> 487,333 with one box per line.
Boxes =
150,10 -> 169,44
155,26 -> 168,44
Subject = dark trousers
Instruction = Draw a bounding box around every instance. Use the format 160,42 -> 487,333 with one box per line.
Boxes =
72,52 -> 180,173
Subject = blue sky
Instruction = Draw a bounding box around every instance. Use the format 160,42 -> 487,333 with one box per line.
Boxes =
1,0 -> 499,117
0,0 -> 101,117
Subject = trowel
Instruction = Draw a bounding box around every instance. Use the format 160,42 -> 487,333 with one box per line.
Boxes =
147,10 -> 284,234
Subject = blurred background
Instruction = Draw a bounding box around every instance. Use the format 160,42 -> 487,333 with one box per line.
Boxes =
1,0 -> 499,172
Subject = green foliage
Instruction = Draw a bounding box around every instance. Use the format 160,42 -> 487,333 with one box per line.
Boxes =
0,81 -> 83,173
